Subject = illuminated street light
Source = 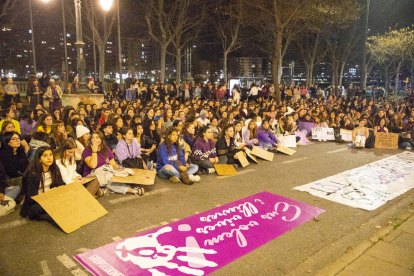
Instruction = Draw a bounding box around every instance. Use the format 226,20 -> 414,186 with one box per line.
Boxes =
42,0 -> 49,3
100,0 -> 113,11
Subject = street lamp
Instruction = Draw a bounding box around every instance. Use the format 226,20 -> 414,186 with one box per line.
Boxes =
73,0 -> 90,93
100,0 -> 122,89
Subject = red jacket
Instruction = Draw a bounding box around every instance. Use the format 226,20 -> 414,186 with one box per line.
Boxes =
99,112 -> 106,125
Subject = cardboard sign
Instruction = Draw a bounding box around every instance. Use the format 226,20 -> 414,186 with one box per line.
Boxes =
83,177 -> 96,184
111,169 -> 156,186
298,122 -> 315,137
311,128 -> 335,141
295,131 -> 312,145
277,146 -> 296,156
214,164 -> 237,176
75,192 -> 325,276
244,147 -> 257,163
374,133 -> 399,149
340,129 -> 353,142
32,183 -> 108,233
251,146 -> 274,161
278,135 -> 297,148
235,151 -> 249,168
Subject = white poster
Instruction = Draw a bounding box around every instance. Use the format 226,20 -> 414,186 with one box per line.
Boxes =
294,152 -> 414,210
312,128 -> 335,140
278,135 -> 297,148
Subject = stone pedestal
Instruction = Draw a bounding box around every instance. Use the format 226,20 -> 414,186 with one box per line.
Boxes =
62,94 -> 105,108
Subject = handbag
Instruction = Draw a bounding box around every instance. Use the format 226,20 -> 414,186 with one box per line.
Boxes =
121,143 -> 144,169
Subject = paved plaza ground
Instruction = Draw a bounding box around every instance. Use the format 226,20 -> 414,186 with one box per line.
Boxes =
1,142 -> 413,276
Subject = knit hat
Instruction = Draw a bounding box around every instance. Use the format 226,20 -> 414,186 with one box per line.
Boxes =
76,125 -> 90,138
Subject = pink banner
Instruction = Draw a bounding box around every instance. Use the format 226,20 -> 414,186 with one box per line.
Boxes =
295,131 -> 313,145
74,192 -> 325,276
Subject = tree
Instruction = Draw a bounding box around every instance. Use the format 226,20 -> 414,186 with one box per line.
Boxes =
368,27 -> 414,91
170,0 -> 205,85
214,0 -> 245,84
81,0 -> 117,82
0,0 -> 20,29
144,0 -> 177,84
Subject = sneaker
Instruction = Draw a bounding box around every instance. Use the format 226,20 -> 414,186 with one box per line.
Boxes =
208,168 -> 216,174
189,175 -> 201,182
169,176 -> 181,183
405,147 -> 412,150
132,187 -> 145,196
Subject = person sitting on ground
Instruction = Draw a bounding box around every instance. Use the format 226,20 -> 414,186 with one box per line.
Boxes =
55,139 -> 101,198
100,122 -> 118,153
0,162 -> 21,216
156,126 -> 200,184
83,131 -> 144,196
243,120 -> 260,148
0,132 -> 29,189
20,147 -> 65,221
0,108 -> 21,134
116,127 -> 147,170
49,120 -> 67,150
19,109 -> 36,140
35,114 -> 53,134
193,126 -> 225,174
373,118 -> 388,136
352,119 -> 369,149
257,119 -> 280,150
0,120 -> 30,153
216,125 -> 245,166
234,121 -> 246,149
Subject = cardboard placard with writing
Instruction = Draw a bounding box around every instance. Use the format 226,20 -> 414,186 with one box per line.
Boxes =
374,133 -> 399,149
340,129 -> 353,142
311,128 -> 335,141
111,169 -> 156,186
278,135 -> 297,148
32,183 -> 108,233
214,164 -> 238,176
244,147 -> 257,163
236,151 -> 249,168
251,146 -> 274,161
277,146 -> 296,156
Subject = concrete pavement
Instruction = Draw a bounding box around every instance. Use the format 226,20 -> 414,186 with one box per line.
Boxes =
0,142 -> 413,276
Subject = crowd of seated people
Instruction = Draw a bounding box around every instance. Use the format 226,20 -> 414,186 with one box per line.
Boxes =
1,77 -> 414,222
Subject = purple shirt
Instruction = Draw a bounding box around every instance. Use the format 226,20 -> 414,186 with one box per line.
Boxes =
82,147 -> 114,177
19,120 -> 37,136
115,138 -> 142,164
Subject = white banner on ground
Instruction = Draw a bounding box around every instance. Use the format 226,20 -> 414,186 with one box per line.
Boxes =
278,135 -> 297,148
312,128 -> 335,140
294,152 -> 414,210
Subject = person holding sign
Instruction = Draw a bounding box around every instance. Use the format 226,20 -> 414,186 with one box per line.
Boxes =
156,127 -> 200,184
373,118 -> 388,136
55,139 -> 102,198
20,147 -> 65,221
193,126 -> 225,174
216,125 -> 246,167
352,120 -> 369,149
257,119 -> 280,150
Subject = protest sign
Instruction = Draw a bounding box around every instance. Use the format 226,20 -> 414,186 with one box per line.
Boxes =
244,148 -> 257,163
235,151 -> 249,168
276,146 -> 296,156
278,135 -> 297,148
75,192 -> 325,276
251,146 -> 274,161
295,152 -> 414,210
32,183 -> 108,233
311,128 -> 335,141
374,133 -> 399,149
214,165 -> 238,176
295,131 -> 312,145
340,129 -> 353,142
112,169 -> 156,186
298,122 -> 315,137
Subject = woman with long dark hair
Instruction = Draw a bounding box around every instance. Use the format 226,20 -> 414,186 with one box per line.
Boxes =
26,77 -> 44,109
0,132 -> 29,187
19,109 -> 36,141
116,127 -> 147,169
49,120 -> 67,150
141,119 -> 160,168
35,114 -> 53,134
55,138 -> 101,198
215,125 -> 245,166
156,127 -> 200,183
83,131 -> 144,195
20,147 -> 65,221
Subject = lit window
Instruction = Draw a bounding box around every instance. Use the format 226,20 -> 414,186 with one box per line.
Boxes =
24,50 -> 28,52
67,43 -> 71,46
29,30 -> 32,34
17,55 -> 22,57
68,62 -> 72,64
42,41 -> 46,44
67,33 -> 70,37
107,42 -> 112,44
106,50 -> 112,53
142,44 -> 144,47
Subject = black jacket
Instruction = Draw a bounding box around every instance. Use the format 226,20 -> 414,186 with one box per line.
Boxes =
0,148 -> 29,179
0,162 -> 9,195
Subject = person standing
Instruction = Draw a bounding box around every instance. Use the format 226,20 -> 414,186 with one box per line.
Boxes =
27,77 -> 44,109
45,79 -> 63,113
3,78 -> 20,108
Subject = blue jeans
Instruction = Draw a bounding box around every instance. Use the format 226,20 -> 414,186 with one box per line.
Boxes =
259,142 -> 273,150
157,164 -> 199,179
4,186 -> 21,200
